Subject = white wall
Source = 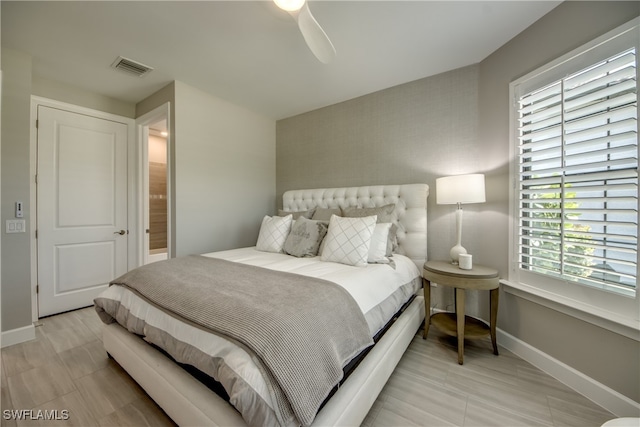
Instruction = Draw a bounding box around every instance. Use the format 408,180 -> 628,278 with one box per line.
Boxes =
1,48 -> 33,332
32,76 -> 135,118
478,0 -> 639,406
1,50 -> 137,334
1,64 -> 275,337
173,81 -> 276,256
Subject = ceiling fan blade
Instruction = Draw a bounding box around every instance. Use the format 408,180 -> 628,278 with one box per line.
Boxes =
295,2 -> 336,64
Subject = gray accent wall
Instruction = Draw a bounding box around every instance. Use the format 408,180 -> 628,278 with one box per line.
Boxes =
276,1 -> 639,404
277,64 -> 482,265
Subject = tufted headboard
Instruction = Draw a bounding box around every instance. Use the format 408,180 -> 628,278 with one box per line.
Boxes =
282,184 -> 429,269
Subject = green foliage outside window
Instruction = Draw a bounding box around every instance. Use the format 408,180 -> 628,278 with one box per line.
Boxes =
527,184 -> 595,279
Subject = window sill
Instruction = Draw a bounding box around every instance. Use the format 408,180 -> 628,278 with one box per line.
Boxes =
500,279 -> 640,341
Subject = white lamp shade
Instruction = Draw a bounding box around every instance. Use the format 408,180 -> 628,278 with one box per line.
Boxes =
436,174 -> 486,205
274,0 -> 305,11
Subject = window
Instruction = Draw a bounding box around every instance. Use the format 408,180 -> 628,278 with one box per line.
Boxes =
509,18 -> 639,332
517,48 -> 637,297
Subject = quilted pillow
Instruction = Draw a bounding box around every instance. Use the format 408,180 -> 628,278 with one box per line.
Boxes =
283,217 -> 328,258
256,214 -> 292,253
321,215 -> 377,267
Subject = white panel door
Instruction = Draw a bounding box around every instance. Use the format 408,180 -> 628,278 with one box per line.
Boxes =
37,105 -> 128,317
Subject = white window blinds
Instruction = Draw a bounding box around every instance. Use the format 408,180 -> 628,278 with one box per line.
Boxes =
517,48 -> 638,295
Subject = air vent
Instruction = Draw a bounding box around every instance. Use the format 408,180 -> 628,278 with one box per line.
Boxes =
111,56 -> 153,77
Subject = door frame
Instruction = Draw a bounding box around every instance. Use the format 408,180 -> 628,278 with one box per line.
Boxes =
135,103 -> 172,264
29,96 -> 136,321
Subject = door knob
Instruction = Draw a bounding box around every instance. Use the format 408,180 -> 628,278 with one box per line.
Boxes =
114,230 -> 126,235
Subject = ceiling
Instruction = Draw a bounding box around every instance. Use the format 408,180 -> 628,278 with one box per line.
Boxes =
2,1 -> 561,120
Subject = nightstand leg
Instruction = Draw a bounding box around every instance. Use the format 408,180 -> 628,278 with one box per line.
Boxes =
422,278 -> 431,339
455,288 -> 465,365
490,287 -> 499,355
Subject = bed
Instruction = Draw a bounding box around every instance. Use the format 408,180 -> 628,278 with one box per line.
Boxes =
96,183 -> 429,426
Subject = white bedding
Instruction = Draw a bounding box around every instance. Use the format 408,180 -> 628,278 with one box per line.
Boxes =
98,247 -> 421,426
205,247 -> 421,335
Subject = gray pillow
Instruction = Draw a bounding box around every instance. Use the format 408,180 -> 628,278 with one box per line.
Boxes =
386,224 -> 398,256
342,203 -> 396,223
343,204 -> 398,254
283,217 -> 328,258
311,207 -> 342,221
278,208 -> 315,220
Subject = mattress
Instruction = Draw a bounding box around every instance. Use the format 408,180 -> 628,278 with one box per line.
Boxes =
96,247 -> 421,426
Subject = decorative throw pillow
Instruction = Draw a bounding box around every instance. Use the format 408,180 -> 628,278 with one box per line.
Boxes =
255,215 -> 292,253
368,223 -> 393,264
283,217 -> 328,258
312,207 -> 342,221
321,215 -> 377,267
277,208 -> 315,220
343,204 -> 398,254
342,203 -> 396,223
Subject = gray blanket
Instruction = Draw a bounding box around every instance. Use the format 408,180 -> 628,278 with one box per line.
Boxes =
107,255 -> 373,426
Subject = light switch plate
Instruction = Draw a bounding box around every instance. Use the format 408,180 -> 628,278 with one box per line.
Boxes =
6,220 -> 26,233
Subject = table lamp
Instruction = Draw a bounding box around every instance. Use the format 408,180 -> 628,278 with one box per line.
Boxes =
436,174 -> 486,264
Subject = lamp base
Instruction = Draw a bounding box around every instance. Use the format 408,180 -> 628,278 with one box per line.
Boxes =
449,244 -> 467,265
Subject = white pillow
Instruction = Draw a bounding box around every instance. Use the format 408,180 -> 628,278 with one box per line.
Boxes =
256,215 -> 292,253
368,223 -> 393,264
321,215 -> 377,267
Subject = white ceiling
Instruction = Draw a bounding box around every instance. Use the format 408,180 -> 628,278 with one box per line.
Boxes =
2,1 -> 561,120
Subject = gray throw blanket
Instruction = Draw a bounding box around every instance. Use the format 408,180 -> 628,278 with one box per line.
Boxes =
108,255 -> 373,426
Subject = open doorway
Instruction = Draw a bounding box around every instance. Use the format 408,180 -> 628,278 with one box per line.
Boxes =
147,122 -> 168,263
137,103 -> 171,265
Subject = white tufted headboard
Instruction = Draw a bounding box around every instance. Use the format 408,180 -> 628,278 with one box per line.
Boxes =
282,184 -> 429,269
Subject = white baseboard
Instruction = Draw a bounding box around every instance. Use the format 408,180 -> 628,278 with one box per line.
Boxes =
497,328 -> 640,417
1,324 -> 36,348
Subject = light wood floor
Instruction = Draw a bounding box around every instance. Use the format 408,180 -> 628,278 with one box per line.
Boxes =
1,306 -> 615,427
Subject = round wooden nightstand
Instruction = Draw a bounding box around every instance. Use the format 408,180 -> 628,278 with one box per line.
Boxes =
422,260 -> 500,364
